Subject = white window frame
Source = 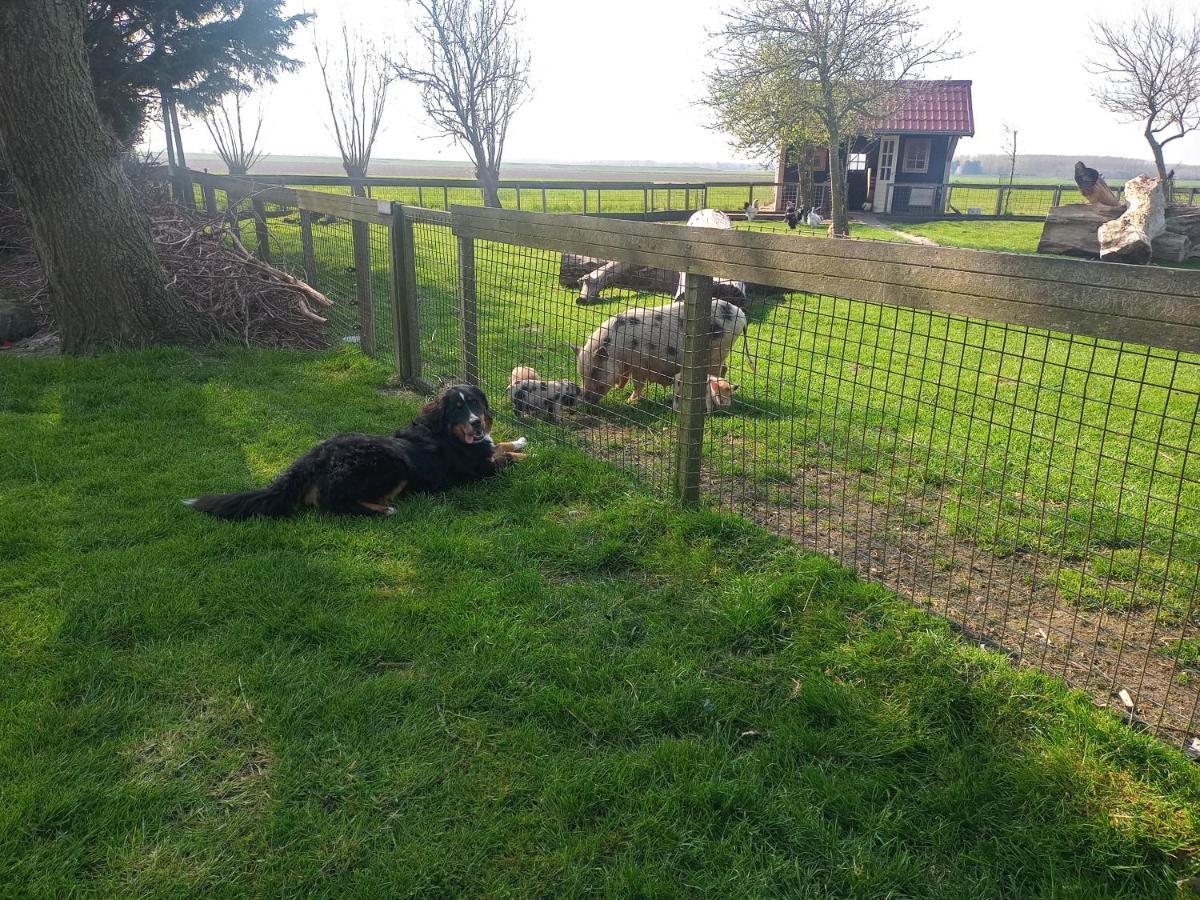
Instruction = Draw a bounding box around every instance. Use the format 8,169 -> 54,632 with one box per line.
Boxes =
901,138 -> 932,175
847,152 -> 868,172
877,138 -> 897,183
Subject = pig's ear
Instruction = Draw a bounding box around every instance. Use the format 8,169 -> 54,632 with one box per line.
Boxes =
731,383 -> 741,392
570,344 -> 583,357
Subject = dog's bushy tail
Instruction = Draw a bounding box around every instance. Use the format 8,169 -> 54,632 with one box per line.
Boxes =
184,467 -> 308,521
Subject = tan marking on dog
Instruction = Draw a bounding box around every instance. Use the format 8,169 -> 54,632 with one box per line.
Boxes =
303,484 -> 320,506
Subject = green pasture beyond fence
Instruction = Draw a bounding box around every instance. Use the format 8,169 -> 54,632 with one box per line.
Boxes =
189,171 -> 1200,754
182,168 -> 1200,221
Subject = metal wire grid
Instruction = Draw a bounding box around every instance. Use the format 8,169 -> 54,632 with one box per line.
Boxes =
239,193 -> 1200,746
701,285 -> 1200,744
453,225 -> 1200,749
408,215 -> 462,386
249,203 -> 390,362
471,239 -> 683,497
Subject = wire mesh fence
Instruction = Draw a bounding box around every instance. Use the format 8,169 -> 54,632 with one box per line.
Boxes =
197,173 -> 1200,751
449,205 -> 1200,753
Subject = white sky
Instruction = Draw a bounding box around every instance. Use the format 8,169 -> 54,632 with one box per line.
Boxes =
149,0 -> 1200,168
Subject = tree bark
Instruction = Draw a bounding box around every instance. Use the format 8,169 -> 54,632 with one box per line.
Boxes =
826,136 -> 849,237
1099,175 -> 1166,264
168,94 -> 194,207
1145,122 -> 1170,183
0,0 -> 184,353
476,162 -> 502,209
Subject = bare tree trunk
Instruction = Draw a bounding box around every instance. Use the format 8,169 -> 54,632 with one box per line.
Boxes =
0,0 -> 184,352
798,145 -> 816,216
827,137 -> 849,236
476,160 -> 502,208
161,96 -> 178,170
1145,123 -> 1170,183
168,95 -> 194,207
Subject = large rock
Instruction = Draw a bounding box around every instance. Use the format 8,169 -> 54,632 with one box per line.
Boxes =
0,300 -> 37,342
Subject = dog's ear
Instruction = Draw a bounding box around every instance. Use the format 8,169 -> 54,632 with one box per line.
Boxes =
419,394 -> 446,429
570,344 -> 583,358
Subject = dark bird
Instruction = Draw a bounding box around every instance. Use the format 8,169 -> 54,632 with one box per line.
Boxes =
784,201 -> 799,230
1074,161 -> 1103,193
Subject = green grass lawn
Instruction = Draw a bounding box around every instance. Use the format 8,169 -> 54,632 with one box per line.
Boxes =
250,212 -> 1200,624
3,348 -> 1200,897
895,220 -> 1046,253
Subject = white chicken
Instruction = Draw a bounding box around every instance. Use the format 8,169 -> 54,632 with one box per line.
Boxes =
806,206 -> 824,228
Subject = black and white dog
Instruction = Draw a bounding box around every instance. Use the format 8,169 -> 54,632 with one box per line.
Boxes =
184,385 -> 527,520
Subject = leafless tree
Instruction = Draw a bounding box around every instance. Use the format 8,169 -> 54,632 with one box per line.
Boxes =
314,23 -> 395,196
202,89 -> 268,176
394,0 -> 531,208
1001,122 -> 1018,213
1089,6 -> 1200,185
709,0 -> 960,235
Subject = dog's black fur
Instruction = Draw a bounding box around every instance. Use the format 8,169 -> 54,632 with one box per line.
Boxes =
185,385 -> 526,520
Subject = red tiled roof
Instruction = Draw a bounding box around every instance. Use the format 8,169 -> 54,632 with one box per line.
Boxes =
871,80 -> 974,135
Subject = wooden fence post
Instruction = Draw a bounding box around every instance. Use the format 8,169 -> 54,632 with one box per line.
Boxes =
582,189 -> 588,215
353,219 -> 376,356
542,187 -> 548,212
995,187 -> 1006,217
643,187 -> 649,219
458,236 -> 479,385
443,186 -> 450,211
299,209 -> 318,286
1052,187 -> 1063,209
675,272 -> 713,506
251,197 -> 271,263
202,184 -> 218,214
390,205 -> 423,383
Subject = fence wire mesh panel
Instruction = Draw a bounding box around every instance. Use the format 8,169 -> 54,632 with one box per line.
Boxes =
408,212 -> 462,386
470,239 -> 682,497
708,284 -> 1200,745
449,206 -> 1200,750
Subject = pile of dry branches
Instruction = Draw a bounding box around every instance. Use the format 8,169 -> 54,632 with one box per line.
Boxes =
0,175 -> 334,350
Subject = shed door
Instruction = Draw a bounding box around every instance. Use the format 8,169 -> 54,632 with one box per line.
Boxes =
874,136 -> 899,213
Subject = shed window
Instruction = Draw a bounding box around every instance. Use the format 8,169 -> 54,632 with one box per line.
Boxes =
848,152 -> 868,171
901,138 -> 931,174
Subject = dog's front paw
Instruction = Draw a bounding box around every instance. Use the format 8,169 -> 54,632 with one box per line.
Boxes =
511,436 -> 528,451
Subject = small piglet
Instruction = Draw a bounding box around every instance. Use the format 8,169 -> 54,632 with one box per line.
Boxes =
673,373 -> 740,413
508,366 -> 582,423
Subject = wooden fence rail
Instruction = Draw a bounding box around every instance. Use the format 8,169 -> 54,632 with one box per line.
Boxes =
184,167 -> 1184,221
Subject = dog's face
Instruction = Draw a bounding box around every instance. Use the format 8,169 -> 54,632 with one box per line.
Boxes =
429,385 -> 492,444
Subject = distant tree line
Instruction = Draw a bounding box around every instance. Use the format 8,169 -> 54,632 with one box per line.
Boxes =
953,154 -> 1200,181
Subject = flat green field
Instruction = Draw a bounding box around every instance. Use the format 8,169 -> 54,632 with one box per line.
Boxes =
3,349 -> 1199,896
